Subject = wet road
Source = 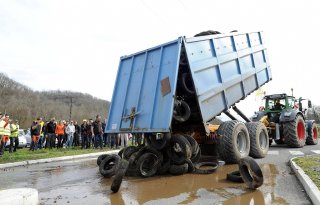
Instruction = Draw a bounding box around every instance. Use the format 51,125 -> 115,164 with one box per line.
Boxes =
1,143 -> 319,205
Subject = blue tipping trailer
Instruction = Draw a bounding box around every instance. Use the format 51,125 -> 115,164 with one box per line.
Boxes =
106,31 -> 272,163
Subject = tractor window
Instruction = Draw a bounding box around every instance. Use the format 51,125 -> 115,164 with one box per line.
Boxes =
288,97 -> 295,108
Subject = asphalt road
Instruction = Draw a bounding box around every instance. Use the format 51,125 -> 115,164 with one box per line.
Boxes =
1,142 -> 319,205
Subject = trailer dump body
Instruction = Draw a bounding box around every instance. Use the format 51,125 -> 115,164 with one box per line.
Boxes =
106,32 -> 271,134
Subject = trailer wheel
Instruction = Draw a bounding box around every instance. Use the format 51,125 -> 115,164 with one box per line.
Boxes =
238,157 -> 264,189
306,122 -> 318,145
169,163 -> 188,175
136,153 -> 161,177
284,115 -> 306,148
167,134 -> 192,165
217,121 -> 250,164
97,154 -> 109,166
226,170 -> 244,183
245,122 -> 269,158
194,161 -> 218,174
180,73 -> 195,95
111,159 -> 129,193
99,154 -> 121,178
173,100 -> 191,123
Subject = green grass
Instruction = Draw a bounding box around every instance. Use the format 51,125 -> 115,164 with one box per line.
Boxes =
293,155 -> 320,189
0,147 -> 112,164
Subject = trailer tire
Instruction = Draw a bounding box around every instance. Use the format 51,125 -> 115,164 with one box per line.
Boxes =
226,170 -> 244,183
217,121 -> 250,164
111,159 -> 129,193
173,100 -> 191,123
169,163 -> 188,175
97,154 -> 108,166
284,115 -> 306,148
168,134 -> 192,165
194,161 -> 218,174
238,157 -> 263,189
99,154 -> 121,178
246,122 -> 269,158
180,73 -> 195,95
136,153 -> 161,177
306,122 -> 318,145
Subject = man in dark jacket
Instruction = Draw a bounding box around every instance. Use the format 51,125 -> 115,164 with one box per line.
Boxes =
73,121 -> 81,147
92,115 -> 103,149
46,118 -> 56,148
81,119 -> 88,149
30,118 -> 41,151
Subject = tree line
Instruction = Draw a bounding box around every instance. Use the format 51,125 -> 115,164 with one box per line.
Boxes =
0,72 -> 110,128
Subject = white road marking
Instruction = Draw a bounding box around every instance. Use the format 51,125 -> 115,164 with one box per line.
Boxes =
289,150 -> 304,156
311,150 -> 320,154
268,150 -> 279,155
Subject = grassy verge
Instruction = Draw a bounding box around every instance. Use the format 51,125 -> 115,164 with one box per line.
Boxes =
0,147 -> 112,164
293,155 -> 320,189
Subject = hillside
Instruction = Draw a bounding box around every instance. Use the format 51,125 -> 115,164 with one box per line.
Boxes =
0,73 -> 110,128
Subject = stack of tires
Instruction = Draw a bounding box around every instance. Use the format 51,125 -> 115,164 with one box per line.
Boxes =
97,134 -> 219,192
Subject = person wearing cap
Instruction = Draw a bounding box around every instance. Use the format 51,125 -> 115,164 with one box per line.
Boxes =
66,120 -> 75,148
0,114 -> 11,156
30,118 -> 41,151
9,120 -> 19,153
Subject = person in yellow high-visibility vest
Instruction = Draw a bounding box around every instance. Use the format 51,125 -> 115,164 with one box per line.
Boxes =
9,120 -> 19,153
0,114 -> 11,157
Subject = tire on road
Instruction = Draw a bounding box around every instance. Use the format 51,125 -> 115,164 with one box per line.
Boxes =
169,163 -> 188,175
99,154 -> 121,178
167,134 -> 192,165
111,159 -> 129,193
122,146 -> 140,160
306,121 -> 318,145
186,158 -> 195,173
245,122 -> 269,158
284,115 -> 306,148
97,154 -> 109,166
194,161 -> 218,174
136,153 -> 161,177
226,170 -> 244,183
238,156 -> 264,189
217,120 -> 250,164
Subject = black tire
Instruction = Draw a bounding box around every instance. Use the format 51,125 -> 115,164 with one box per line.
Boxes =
99,154 -> 121,178
136,153 -> 161,177
180,73 -> 195,95
184,135 -> 200,156
283,115 -> 306,148
306,122 -> 318,145
122,146 -> 140,160
191,147 -> 201,163
97,154 -> 108,166
194,30 -> 221,37
167,134 -> 192,165
217,121 -> 250,164
238,157 -> 263,189
146,133 -> 171,150
186,159 -> 195,173
118,148 -> 125,158
157,159 -> 171,175
169,163 -> 188,175
194,161 -> 218,174
173,100 -> 191,123
245,122 -> 269,158
111,159 -> 129,193
226,170 -> 244,183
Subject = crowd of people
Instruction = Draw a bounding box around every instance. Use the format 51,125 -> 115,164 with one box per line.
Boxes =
0,113 -> 144,157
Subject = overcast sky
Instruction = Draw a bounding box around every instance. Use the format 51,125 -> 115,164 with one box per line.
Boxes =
1,0 -> 319,115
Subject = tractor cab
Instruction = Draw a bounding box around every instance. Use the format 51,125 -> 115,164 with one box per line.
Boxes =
263,93 -> 295,113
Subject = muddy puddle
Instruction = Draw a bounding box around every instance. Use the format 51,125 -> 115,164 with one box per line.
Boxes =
36,162 -> 289,205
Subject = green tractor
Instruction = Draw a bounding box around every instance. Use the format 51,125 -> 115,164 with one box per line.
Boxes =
252,93 -> 318,147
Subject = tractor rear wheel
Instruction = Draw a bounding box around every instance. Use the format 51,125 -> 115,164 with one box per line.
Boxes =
306,122 -> 318,145
217,121 -> 250,164
283,115 -> 306,148
246,122 -> 269,158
